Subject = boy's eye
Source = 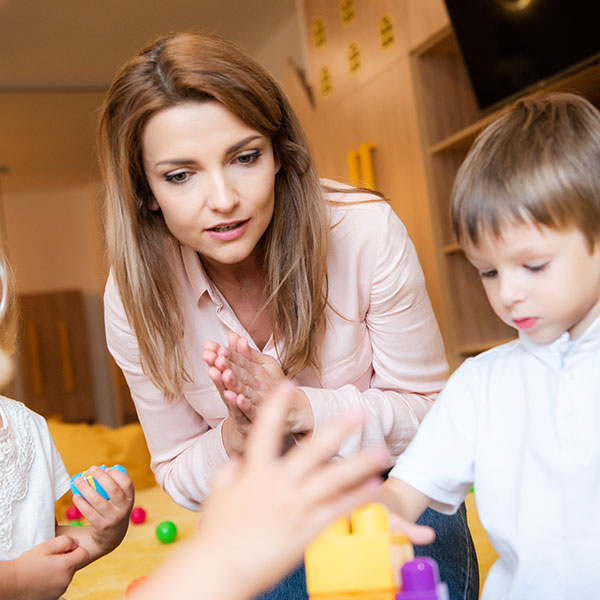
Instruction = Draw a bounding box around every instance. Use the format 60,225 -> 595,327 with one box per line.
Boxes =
525,262 -> 548,273
236,150 -> 261,165
480,269 -> 497,279
164,171 -> 189,184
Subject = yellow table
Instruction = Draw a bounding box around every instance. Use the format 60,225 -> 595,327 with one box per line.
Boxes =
65,485 -> 200,600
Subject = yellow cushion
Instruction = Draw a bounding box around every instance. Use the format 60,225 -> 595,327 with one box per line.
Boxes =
48,418 -> 156,520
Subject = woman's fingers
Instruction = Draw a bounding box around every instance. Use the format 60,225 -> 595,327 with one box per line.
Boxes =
244,380 -> 293,464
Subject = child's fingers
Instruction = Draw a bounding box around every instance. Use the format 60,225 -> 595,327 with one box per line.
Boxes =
387,513 -> 436,546
60,544 -> 90,570
44,534 -> 80,555
285,409 -> 367,479
244,380 -> 292,464
295,448 -> 387,514
307,477 -> 382,535
88,466 -> 134,505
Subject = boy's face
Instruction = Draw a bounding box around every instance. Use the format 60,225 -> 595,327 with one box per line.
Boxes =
463,222 -> 600,343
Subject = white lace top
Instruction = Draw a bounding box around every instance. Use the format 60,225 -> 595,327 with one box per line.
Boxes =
0,396 -> 70,559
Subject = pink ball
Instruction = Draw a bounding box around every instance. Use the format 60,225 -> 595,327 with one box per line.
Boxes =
65,504 -> 82,521
130,506 -> 147,525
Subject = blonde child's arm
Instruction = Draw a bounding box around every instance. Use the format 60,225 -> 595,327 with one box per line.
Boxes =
129,380 -> 389,600
0,535 -> 89,600
378,477 -> 436,545
56,467 -> 134,565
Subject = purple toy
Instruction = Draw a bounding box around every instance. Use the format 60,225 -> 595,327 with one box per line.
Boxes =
395,557 -> 449,600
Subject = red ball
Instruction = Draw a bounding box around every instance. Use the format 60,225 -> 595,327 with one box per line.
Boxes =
126,576 -> 149,596
130,506 -> 147,525
65,504 -> 82,521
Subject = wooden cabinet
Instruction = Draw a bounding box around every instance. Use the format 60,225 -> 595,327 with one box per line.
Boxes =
13,290 -> 96,422
410,25 -> 600,368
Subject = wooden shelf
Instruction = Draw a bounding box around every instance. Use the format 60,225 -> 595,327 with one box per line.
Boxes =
443,243 -> 461,255
429,115 -> 497,155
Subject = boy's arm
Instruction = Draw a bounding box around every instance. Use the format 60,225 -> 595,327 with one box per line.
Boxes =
378,477 -> 436,545
56,466 -> 134,564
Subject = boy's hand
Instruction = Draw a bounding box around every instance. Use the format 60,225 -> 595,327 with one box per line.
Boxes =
12,535 -> 89,600
71,466 -> 134,559
377,478 -> 436,545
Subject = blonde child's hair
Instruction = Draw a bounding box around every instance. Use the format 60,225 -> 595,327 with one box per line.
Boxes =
451,92 -> 600,248
0,248 -> 16,386
0,248 -> 17,353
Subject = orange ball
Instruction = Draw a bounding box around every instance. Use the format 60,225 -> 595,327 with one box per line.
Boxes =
126,576 -> 149,596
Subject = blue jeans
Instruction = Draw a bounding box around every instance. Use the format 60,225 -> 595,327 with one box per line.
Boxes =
414,504 -> 479,600
253,503 -> 478,600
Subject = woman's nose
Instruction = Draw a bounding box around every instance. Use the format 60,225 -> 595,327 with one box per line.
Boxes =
206,172 -> 238,213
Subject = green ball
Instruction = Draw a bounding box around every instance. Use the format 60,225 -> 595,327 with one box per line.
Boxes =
69,520 -> 83,526
155,520 -> 177,544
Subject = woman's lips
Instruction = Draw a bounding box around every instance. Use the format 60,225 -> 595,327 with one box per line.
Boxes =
206,219 -> 249,241
513,317 -> 538,330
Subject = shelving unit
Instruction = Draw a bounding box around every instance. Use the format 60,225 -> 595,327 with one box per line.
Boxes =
411,25 -> 600,368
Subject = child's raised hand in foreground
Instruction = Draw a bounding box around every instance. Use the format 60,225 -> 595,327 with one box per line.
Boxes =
130,380 -> 391,600
57,465 -> 134,563
0,535 -> 89,600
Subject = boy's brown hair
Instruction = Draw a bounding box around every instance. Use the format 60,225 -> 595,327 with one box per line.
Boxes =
451,92 -> 600,249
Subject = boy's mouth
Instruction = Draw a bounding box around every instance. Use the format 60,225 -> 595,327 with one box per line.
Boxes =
513,317 -> 538,330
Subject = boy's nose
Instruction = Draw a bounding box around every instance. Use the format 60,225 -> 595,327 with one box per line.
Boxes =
498,275 -> 524,307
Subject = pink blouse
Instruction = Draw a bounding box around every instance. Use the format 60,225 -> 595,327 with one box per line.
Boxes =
104,186 -> 448,510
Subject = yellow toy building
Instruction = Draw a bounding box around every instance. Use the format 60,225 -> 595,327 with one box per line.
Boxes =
304,503 -> 414,599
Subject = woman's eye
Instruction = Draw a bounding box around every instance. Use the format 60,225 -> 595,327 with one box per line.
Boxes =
164,171 -> 189,184
480,269 -> 497,279
236,150 -> 261,166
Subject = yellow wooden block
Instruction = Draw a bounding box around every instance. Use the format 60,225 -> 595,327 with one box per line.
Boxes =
305,504 -> 414,596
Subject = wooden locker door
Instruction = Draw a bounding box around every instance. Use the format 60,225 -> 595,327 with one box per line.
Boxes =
16,290 -> 95,422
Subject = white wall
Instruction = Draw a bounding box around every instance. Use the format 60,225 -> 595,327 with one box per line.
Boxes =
2,172 -> 117,424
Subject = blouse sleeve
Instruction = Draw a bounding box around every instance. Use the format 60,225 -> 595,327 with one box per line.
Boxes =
300,202 -> 448,465
104,274 -> 228,510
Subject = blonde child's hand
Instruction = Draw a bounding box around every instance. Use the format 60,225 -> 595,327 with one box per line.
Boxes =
69,466 -> 134,560
11,535 -> 89,600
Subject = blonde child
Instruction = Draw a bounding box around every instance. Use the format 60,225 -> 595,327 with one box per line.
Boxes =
0,253 -> 134,600
380,92 -> 600,599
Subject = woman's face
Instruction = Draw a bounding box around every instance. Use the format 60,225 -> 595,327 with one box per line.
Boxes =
142,100 -> 279,271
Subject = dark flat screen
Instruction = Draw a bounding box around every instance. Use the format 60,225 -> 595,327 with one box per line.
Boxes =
443,0 -> 600,109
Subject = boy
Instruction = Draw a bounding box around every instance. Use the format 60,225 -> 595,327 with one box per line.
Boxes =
380,92 -> 600,599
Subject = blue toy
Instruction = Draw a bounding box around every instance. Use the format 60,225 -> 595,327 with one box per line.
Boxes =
71,464 -> 127,500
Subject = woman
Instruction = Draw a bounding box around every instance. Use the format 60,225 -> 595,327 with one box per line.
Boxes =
99,32 -> 478,600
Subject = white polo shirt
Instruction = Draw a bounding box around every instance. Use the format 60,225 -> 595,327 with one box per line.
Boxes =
390,316 -> 600,600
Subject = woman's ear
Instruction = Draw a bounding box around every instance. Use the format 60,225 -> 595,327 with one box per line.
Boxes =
148,196 -> 160,211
